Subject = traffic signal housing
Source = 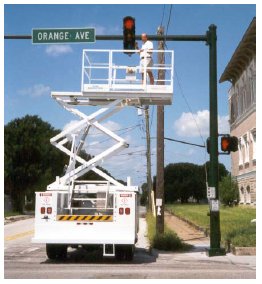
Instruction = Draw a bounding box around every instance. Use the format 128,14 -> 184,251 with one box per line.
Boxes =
123,16 -> 136,55
220,135 -> 238,154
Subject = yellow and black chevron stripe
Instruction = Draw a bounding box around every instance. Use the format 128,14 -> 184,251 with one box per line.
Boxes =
57,215 -> 113,222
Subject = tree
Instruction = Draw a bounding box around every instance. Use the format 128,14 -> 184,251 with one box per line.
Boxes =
219,175 -> 239,206
5,115 -> 119,212
162,162 -> 229,204
4,115 -> 68,212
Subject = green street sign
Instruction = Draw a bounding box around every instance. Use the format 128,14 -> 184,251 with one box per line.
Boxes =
32,28 -> 95,44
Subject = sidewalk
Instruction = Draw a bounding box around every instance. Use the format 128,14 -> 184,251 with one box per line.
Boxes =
164,211 -> 209,250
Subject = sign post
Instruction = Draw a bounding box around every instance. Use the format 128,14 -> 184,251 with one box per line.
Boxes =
32,28 -> 95,44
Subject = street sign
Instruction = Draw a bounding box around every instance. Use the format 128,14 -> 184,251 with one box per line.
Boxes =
210,199 -> 219,212
32,28 -> 95,44
207,186 -> 216,199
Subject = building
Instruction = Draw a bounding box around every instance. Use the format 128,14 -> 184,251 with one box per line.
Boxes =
220,18 -> 256,205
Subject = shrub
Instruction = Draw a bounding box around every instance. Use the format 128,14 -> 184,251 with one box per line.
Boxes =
146,212 -> 191,251
219,175 -> 239,206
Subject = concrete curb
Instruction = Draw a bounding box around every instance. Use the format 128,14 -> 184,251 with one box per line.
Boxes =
231,246 -> 256,256
4,215 -> 33,225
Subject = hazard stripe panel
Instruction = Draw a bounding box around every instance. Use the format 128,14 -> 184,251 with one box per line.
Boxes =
57,215 -> 113,221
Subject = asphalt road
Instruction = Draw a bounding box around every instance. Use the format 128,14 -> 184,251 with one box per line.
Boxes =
5,216 -> 256,279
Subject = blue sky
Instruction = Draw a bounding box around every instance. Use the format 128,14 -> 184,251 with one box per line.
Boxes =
4,4 -> 256,186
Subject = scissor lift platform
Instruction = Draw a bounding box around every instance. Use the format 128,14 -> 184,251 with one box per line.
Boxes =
52,49 -> 174,106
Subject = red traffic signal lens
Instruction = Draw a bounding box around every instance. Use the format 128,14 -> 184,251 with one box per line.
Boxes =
221,136 -> 230,152
124,19 -> 134,29
123,16 -> 135,30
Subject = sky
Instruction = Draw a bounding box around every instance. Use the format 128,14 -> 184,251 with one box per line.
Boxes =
4,3 -> 256,186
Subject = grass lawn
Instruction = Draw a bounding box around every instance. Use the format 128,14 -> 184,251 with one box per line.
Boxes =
166,204 -> 256,247
4,211 -> 21,218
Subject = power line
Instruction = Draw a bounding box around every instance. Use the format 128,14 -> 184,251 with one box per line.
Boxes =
164,137 -> 205,148
174,69 -> 206,146
160,5 -> 166,27
165,5 -> 173,38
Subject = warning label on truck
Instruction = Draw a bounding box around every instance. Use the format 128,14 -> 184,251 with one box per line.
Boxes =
120,194 -> 132,197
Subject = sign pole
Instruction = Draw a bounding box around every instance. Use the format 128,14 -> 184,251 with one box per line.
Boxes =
206,24 -> 226,256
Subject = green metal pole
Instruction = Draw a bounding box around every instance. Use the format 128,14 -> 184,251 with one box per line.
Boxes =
207,24 -> 226,256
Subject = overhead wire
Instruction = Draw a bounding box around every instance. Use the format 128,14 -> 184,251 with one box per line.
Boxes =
161,5 -> 209,185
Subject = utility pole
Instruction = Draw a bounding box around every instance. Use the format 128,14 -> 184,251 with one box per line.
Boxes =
145,107 -> 153,212
156,26 -> 165,235
206,25 -> 226,256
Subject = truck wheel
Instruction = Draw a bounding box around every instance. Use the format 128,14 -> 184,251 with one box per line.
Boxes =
125,245 -> 134,261
46,244 -> 67,260
115,246 -> 125,261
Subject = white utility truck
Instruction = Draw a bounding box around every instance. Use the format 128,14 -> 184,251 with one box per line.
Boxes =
32,49 -> 174,260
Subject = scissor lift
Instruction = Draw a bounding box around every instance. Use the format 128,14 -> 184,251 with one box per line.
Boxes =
33,49 -> 174,260
50,49 -> 174,193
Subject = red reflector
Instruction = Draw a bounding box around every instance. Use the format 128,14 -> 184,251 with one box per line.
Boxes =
40,207 -> 45,214
125,208 -> 130,215
47,207 -> 52,214
119,208 -> 124,215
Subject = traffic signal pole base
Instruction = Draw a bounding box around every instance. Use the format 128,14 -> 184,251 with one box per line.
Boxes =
206,247 -> 226,257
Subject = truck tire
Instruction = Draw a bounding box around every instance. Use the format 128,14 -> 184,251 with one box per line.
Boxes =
46,244 -> 67,260
115,245 -> 134,261
125,245 -> 134,261
115,246 -> 125,261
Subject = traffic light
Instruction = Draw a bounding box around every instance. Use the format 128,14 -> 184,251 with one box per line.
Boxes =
123,16 -> 135,55
220,135 -> 238,153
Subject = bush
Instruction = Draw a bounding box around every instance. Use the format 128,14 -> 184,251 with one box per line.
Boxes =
146,212 -> 191,251
219,175 -> 239,206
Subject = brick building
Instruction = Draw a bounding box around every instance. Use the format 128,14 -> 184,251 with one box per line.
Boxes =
220,18 -> 256,204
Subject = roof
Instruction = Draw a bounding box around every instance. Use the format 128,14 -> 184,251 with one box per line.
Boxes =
219,17 -> 256,84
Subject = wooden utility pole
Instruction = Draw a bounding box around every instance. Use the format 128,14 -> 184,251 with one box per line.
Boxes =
156,26 -> 165,235
145,107 -> 153,211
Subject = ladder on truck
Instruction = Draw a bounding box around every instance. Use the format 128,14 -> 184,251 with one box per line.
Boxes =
47,49 -> 174,213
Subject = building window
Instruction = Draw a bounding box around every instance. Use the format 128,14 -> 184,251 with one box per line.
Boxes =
243,134 -> 250,165
251,74 -> 256,105
250,128 -> 256,161
230,93 -> 238,124
238,138 -> 244,167
246,186 -> 251,204
240,186 -> 245,203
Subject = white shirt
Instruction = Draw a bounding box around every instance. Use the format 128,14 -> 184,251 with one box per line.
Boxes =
140,40 -> 153,59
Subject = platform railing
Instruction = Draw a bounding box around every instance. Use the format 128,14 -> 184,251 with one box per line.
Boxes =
81,49 -> 174,93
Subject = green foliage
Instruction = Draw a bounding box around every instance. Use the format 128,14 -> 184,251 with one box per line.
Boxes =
146,212 -> 191,251
219,175 -> 239,206
162,162 -> 228,204
166,204 -> 256,247
4,115 -> 68,212
4,115 -> 118,212
4,211 -> 21,218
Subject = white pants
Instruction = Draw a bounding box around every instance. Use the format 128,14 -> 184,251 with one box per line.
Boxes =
139,57 -> 153,73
